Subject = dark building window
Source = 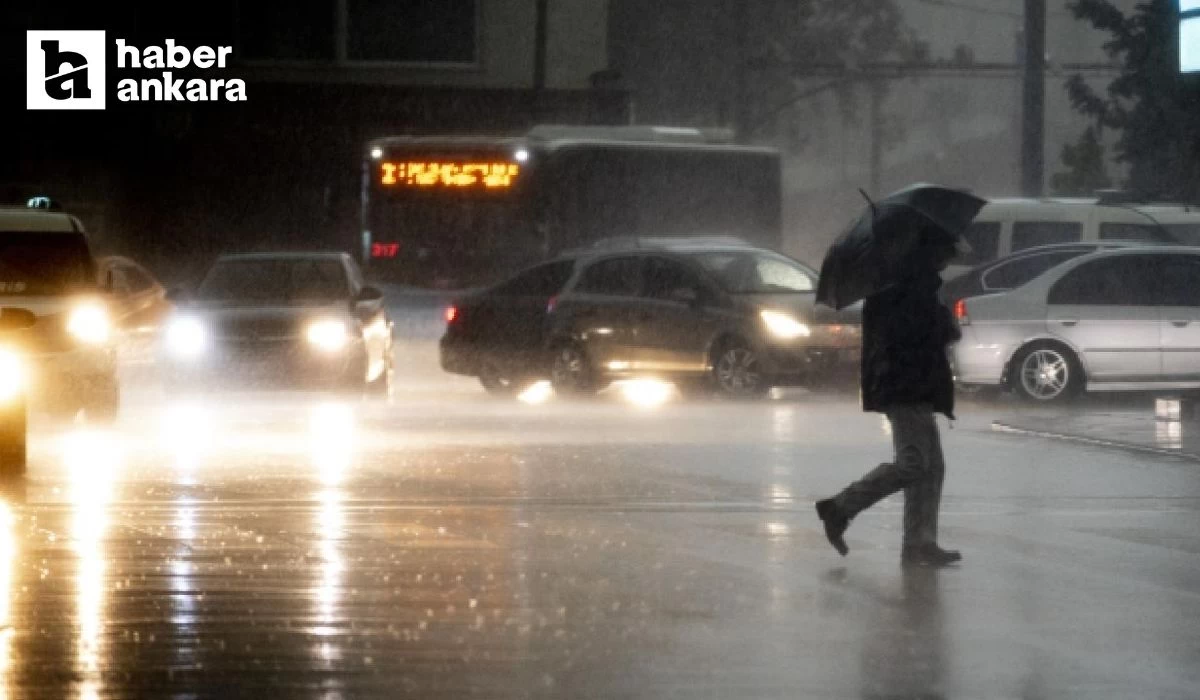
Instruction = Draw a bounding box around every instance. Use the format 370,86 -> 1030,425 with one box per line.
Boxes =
238,0 -> 336,61
348,0 -> 477,63
238,0 -> 477,64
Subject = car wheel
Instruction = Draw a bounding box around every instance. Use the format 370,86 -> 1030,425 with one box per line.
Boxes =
550,344 -> 595,396
83,377 -> 120,424
712,339 -> 768,399
1011,343 -> 1082,402
0,397 -> 26,476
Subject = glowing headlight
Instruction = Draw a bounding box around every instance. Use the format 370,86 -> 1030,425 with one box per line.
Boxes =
306,320 -> 349,352
0,350 -> 24,403
166,317 -> 207,360
760,310 -> 811,339
67,304 -> 110,345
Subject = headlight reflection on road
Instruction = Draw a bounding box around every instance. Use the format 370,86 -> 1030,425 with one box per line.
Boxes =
617,378 -> 676,409
517,380 -> 554,405
63,429 -> 121,700
0,500 -> 15,689
161,401 -> 214,481
309,402 -> 350,654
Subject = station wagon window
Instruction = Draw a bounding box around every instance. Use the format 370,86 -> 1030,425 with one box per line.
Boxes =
1047,256 -> 1159,306
1011,222 -> 1082,252
1098,222 -> 1172,242
981,250 -> 1084,290
493,261 -> 575,297
575,257 -> 643,297
643,258 -> 706,300
955,222 -> 1000,265
688,252 -> 814,293
1164,223 -> 1200,245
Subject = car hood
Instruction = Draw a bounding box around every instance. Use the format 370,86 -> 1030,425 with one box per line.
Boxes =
735,293 -> 862,324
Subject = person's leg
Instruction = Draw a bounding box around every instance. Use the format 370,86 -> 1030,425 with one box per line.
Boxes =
900,407 -> 941,548
901,414 -> 960,565
817,406 -> 928,555
836,406 -> 928,519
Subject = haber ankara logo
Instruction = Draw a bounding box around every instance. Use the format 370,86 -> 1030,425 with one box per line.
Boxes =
27,30 -> 107,110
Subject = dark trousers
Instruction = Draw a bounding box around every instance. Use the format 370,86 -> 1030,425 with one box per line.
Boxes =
833,403 -> 945,548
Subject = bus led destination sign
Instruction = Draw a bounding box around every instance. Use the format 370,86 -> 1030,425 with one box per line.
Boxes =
380,161 -> 521,189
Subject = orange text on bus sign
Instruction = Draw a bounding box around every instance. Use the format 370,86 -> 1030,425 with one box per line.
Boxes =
380,161 -> 520,189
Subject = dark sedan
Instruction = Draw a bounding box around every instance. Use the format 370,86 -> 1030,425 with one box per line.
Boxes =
161,253 -> 394,394
440,241 -> 861,398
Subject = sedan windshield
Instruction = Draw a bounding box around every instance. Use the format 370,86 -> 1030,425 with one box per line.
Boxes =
197,259 -> 348,304
687,251 -> 815,294
0,232 -> 96,295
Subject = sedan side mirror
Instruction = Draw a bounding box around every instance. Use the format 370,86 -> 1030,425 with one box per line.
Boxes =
0,308 -> 37,332
356,286 -> 384,303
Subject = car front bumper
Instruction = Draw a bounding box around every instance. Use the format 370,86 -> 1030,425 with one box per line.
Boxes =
163,339 -> 367,390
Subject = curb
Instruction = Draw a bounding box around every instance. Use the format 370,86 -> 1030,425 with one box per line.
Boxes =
990,420 -> 1200,463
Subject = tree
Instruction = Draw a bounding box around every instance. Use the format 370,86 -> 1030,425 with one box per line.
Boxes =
1065,0 -> 1200,200
1050,126 -> 1112,195
741,0 -> 928,138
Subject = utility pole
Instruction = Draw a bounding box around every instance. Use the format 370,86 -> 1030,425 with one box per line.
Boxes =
868,79 -> 885,197
533,0 -> 548,92
1021,0 -> 1046,197
733,1 -> 751,141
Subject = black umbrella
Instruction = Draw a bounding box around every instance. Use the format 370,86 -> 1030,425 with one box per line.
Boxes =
815,184 -> 986,310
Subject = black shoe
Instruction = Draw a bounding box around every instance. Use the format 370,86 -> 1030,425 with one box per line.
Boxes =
901,544 -> 962,567
815,499 -> 849,556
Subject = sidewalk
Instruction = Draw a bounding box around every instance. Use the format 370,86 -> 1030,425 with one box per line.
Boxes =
991,404 -> 1200,460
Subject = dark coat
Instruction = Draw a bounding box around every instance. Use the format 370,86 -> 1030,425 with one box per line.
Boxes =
860,271 -> 960,418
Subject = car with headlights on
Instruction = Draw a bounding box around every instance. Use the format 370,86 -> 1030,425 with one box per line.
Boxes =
162,252 -> 393,394
953,246 -> 1200,402
441,238 -> 861,398
0,200 -> 119,420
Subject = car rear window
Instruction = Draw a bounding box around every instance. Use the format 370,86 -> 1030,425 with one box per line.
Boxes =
493,261 -> 575,296
981,250 -> 1088,290
0,231 -> 96,295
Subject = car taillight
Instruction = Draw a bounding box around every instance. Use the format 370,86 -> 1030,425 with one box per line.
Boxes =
445,306 -> 458,324
953,298 -> 969,325
546,295 -> 558,313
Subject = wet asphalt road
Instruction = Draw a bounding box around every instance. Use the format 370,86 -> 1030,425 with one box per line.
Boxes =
5,300 -> 1200,698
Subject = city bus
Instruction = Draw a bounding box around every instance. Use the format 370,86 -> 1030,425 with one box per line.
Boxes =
360,125 -> 781,288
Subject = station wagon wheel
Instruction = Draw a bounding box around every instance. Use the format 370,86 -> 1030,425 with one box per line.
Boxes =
1013,343 -> 1081,402
550,344 -> 595,396
713,340 -> 768,399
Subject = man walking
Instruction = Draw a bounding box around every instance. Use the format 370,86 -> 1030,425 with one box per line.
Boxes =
815,236 -> 962,567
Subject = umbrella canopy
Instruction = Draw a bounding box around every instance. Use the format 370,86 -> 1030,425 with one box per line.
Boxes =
815,184 -> 986,310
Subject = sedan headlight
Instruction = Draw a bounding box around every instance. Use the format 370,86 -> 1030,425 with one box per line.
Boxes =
165,317 -> 207,360
306,319 -> 349,352
760,310 -> 811,340
67,304 -> 110,345
0,349 -> 24,403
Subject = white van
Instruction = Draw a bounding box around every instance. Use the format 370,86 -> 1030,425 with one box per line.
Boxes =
0,202 -> 119,420
948,196 -> 1200,278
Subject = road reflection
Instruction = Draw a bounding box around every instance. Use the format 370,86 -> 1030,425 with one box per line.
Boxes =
63,429 -> 121,700
309,402 -> 352,670
0,496 -> 15,697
